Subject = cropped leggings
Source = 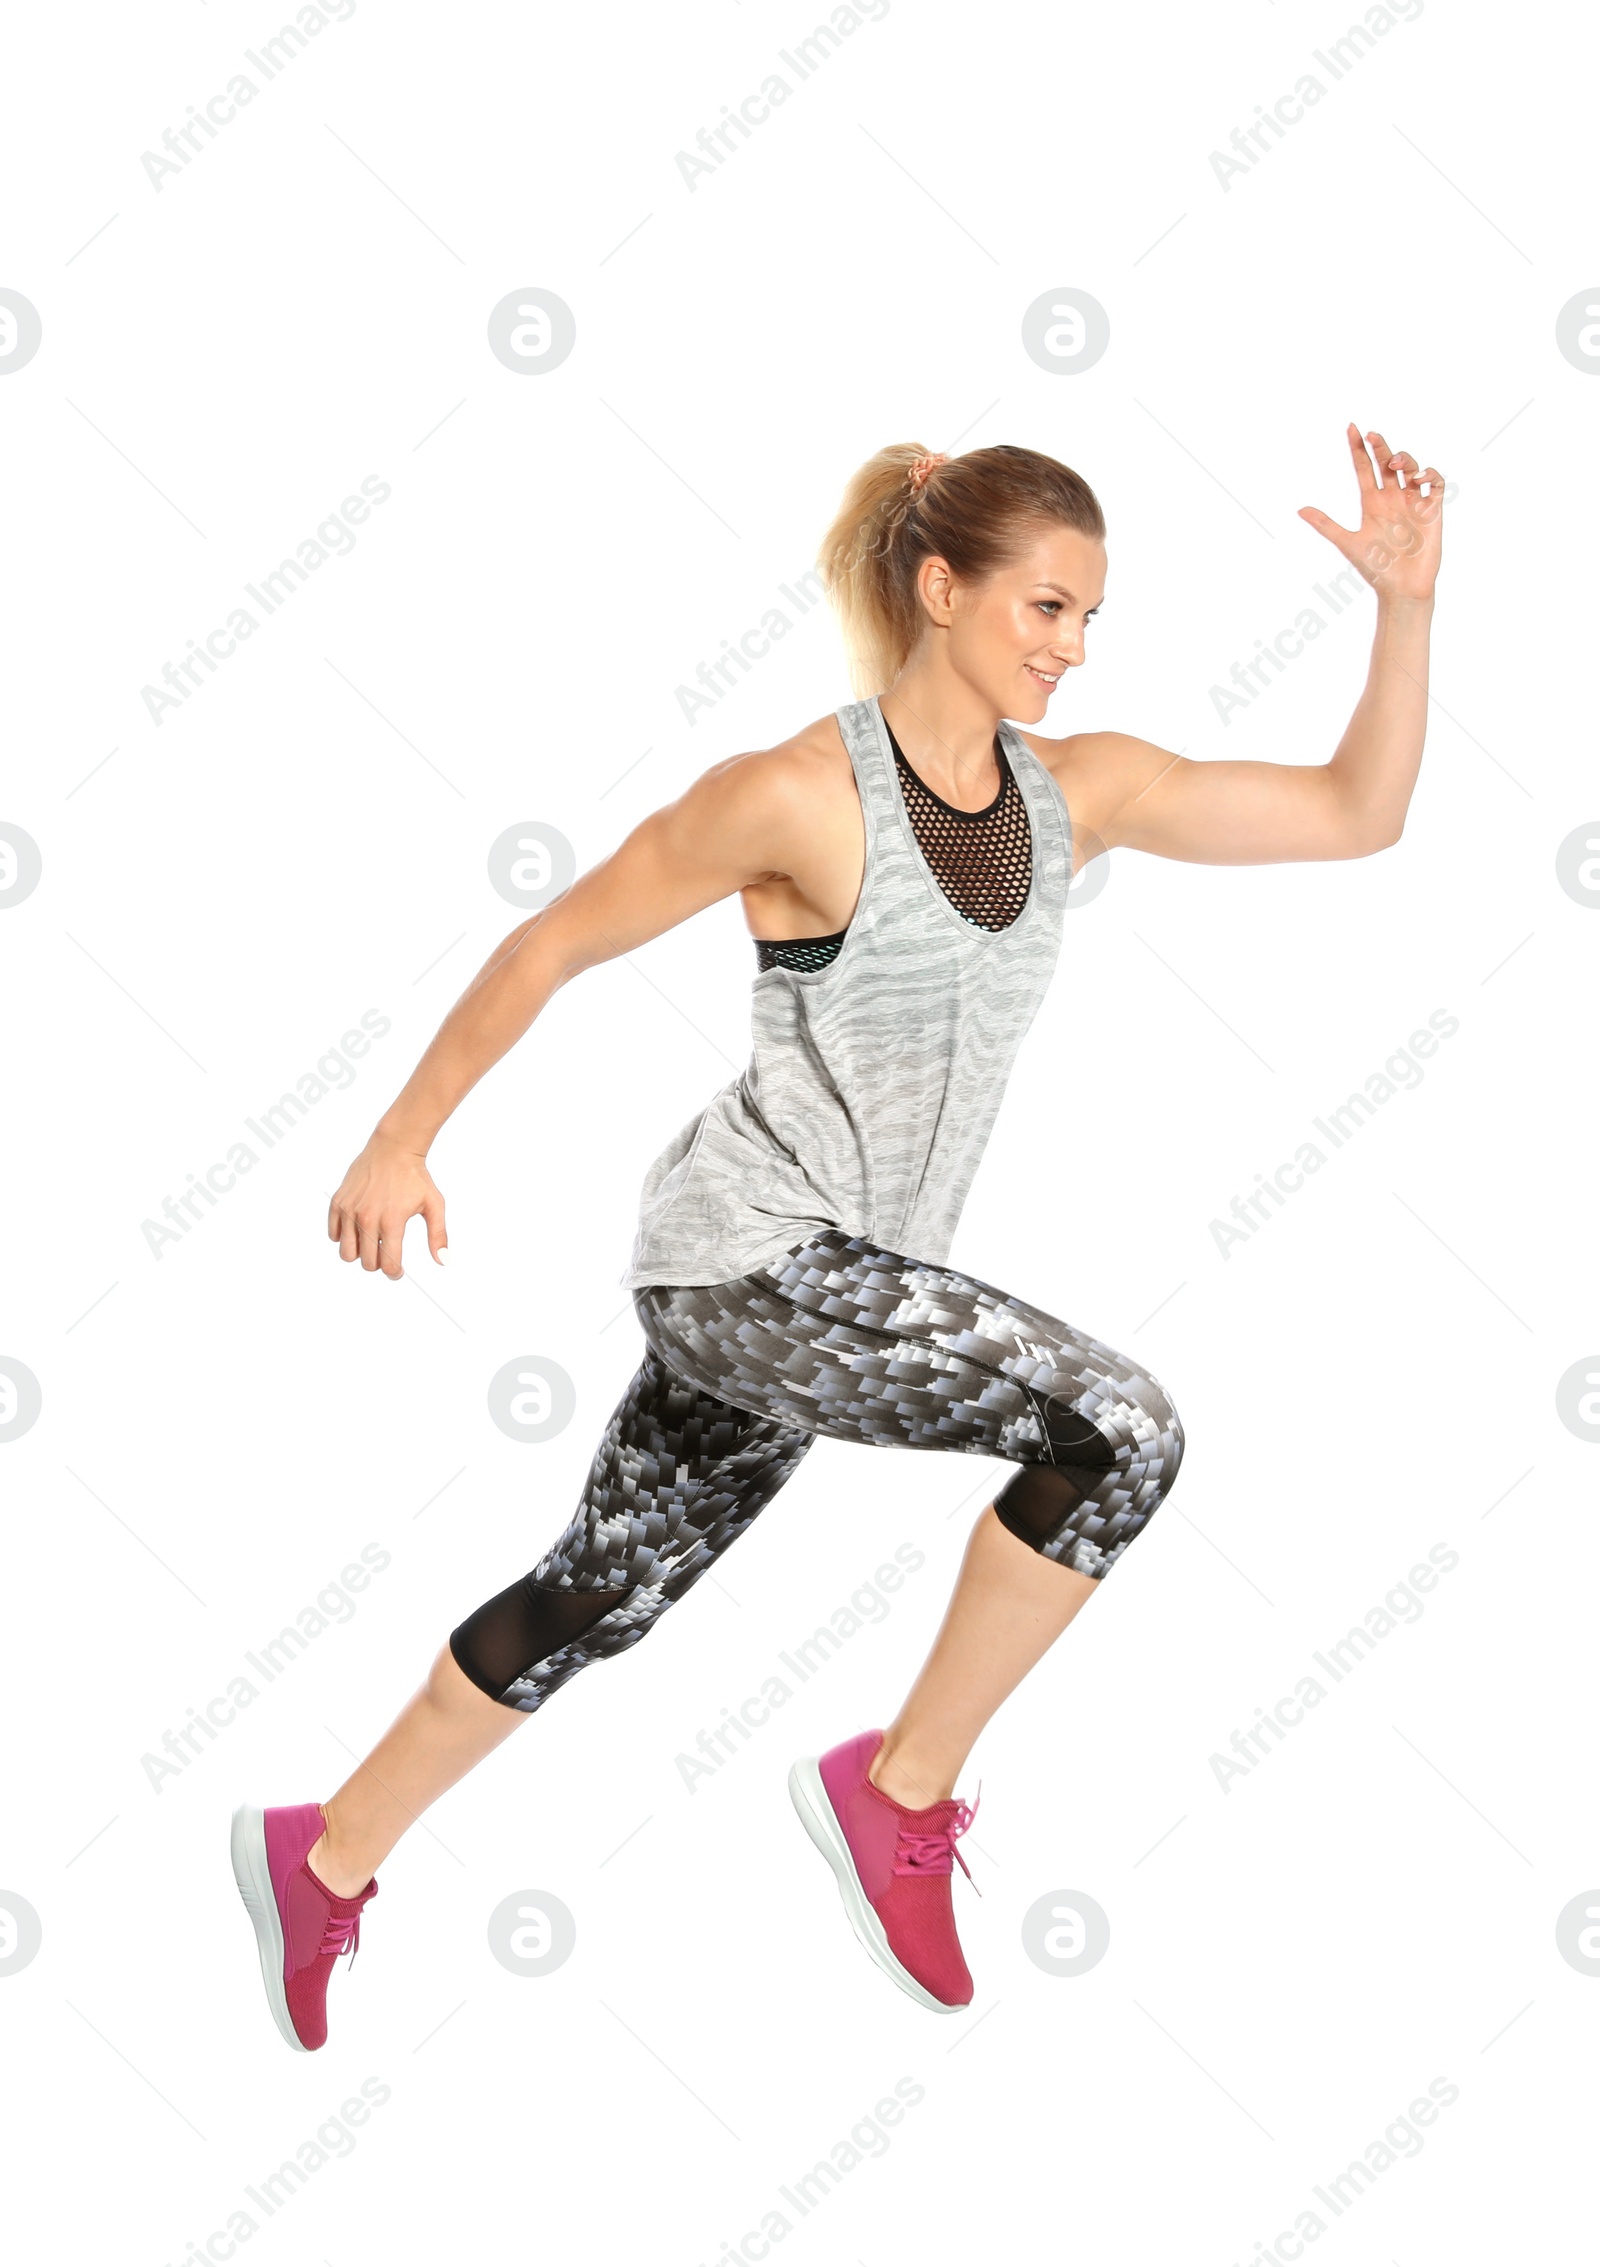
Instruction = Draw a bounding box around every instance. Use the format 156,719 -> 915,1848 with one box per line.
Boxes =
449,1226 -> 1185,1714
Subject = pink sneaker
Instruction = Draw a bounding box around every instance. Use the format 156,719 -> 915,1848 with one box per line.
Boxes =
788,1728 -> 980,2012
230,1802 -> 377,2052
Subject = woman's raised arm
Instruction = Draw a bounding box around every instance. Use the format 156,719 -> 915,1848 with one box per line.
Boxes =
1066,425 -> 1444,868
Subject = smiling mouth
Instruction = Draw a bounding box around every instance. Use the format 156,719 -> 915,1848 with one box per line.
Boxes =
1025,663 -> 1061,687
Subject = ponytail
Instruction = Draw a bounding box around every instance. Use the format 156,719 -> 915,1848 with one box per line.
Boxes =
815,442 -> 1106,698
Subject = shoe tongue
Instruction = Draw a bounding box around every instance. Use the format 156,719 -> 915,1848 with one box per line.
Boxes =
897,1793 -> 961,1825
322,1876 -> 377,1911
866,1763 -> 963,1825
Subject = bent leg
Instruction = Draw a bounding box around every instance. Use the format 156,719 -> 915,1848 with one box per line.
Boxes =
639,1228 -> 1186,1812
640,1227 -> 1186,1579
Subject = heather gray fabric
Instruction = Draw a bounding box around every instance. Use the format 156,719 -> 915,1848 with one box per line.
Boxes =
618,695 -> 1073,1292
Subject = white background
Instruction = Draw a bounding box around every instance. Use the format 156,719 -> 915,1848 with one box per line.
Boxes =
2,0 -> 1595,2260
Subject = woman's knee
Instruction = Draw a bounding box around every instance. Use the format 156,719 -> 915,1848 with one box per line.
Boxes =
994,1362 -> 1185,1575
1064,1361 -> 1182,1488
1134,1369 -> 1185,1502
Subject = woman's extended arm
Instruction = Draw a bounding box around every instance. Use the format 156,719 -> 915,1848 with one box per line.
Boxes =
1068,425 -> 1445,866
328,748 -> 804,1278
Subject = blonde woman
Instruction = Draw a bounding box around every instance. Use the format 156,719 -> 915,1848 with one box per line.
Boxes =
230,430 -> 1442,2047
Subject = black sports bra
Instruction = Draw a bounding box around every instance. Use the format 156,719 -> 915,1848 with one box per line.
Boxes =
751,718 -> 1034,971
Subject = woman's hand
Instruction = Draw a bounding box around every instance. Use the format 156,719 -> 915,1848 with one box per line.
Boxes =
1298,423 -> 1445,604
328,1132 -> 447,1280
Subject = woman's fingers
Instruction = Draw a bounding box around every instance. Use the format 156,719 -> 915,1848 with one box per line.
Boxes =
378,1210 -> 408,1280
1366,428 -> 1398,483
1297,502 -> 1356,551
331,1202 -> 361,1262
420,1186 -> 449,1265
1368,431 -> 1438,490
1346,421 -> 1381,491
1347,422 -> 1444,497
328,1149 -> 444,1277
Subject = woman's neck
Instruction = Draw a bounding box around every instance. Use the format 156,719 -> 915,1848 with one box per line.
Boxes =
878,669 -> 1004,809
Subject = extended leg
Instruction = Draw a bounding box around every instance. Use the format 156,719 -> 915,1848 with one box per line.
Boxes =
308,1342 -> 812,1894
449,1342 -> 814,1711
306,1643 -> 526,1897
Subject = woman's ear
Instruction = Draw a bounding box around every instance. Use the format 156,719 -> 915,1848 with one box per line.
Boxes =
915,553 -> 957,626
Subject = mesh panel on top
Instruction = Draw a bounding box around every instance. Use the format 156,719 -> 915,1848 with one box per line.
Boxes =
751,723 -> 1033,971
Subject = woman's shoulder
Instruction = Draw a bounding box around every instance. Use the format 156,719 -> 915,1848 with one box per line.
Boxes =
671,711 -> 860,871
1013,724 -> 1182,849
771,705 -> 858,772
703,708 -> 857,806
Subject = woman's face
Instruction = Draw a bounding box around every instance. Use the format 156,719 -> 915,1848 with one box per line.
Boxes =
917,524 -> 1108,721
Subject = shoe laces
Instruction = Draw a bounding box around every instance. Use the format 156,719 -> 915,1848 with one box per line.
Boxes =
319,1905 -> 364,1968
892,1782 -> 982,1897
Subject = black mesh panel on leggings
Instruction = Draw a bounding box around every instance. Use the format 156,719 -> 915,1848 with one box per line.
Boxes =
449,1228 -> 1183,1715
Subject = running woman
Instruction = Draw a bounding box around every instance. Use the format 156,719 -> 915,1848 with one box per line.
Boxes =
231,431 -> 1442,2047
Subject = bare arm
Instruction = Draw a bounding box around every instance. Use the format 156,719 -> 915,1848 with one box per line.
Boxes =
1089,590 -> 1434,863
329,749 -> 801,1277
1074,425 -> 1445,866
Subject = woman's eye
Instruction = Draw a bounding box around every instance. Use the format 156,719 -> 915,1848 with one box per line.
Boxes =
1037,600 -> 1061,616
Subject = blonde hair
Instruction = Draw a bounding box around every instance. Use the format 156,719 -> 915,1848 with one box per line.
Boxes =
816,442 -> 1106,698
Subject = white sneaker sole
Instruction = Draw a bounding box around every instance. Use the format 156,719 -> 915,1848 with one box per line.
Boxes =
229,1805 -> 308,2053
786,1756 -> 966,2014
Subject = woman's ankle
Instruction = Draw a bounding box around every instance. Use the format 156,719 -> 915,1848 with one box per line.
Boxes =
868,1737 -> 958,1809
306,1809 -> 379,1898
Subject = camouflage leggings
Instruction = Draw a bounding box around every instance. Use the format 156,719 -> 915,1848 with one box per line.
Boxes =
448,1226 -> 1184,1713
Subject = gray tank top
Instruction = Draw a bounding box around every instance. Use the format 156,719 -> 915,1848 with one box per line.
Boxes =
618,693 -> 1074,1291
